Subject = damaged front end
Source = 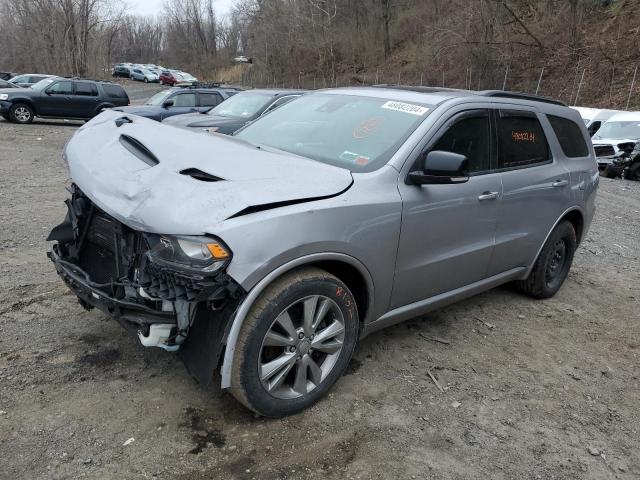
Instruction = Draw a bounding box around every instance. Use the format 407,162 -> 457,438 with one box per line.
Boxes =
47,185 -> 245,383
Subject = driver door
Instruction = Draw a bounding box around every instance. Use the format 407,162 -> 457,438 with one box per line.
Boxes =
391,109 -> 502,309
160,92 -> 198,120
39,80 -> 74,116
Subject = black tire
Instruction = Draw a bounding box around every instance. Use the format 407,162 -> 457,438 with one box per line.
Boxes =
230,267 -> 359,417
515,220 -> 576,299
627,162 -> 640,181
604,165 -> 618,179
144,78 -> 148,83
9,103 -> 34,124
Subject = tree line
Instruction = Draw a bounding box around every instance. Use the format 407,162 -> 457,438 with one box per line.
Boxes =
0,0 -> 638,108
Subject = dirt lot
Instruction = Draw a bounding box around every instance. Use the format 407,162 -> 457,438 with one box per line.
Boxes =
1,85 -> 639,480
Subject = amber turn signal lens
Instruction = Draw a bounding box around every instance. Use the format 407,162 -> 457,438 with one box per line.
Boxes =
206,242 -> 230,259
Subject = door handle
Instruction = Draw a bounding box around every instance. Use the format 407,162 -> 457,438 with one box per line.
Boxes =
478,191 -> 499,201
552,179 -> 569,188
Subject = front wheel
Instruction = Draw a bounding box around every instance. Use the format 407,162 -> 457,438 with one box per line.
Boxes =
515,220 -> 576,299
10,103 -> 34,124
229,267 -> 359,417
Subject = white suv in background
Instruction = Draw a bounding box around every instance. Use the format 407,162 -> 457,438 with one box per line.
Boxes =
592,111 -> 640,169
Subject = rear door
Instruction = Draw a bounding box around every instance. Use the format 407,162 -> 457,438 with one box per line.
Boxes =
392,108 -> 502,308
487,108 -> 571,275
72,81 -> 100,117
197,91 -> 223,112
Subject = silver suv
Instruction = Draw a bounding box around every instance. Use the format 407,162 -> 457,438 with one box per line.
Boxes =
48,87 -> 598,417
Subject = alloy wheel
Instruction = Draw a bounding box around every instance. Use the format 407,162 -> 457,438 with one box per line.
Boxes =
258,295 -> 345,400
14,106 -> 31,122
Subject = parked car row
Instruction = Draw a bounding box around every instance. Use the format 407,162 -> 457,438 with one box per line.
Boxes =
112,62 -> 198,85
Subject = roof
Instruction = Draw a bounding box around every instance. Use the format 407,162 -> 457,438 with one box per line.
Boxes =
320,85 -> 566,107
243,88 -> 308,96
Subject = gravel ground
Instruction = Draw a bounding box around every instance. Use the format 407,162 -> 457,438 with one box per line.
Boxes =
0,87 -> 639,479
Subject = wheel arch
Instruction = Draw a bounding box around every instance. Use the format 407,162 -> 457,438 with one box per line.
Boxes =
10,98 -> 38,115
95,103 -> 114,115
523,206 -> 585,278
219,252 -> 374,389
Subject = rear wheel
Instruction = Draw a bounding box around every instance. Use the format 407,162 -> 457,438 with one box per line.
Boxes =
515,220 -> 576,299
604,164 -> 619,179
230,268 -> 359,417
9,103 -> 34,124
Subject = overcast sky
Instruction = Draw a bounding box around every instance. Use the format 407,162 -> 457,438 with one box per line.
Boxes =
127,0 -> 236,19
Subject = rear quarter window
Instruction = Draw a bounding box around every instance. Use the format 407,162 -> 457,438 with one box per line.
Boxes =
498,110 -> 550,169
547,115 -> 590,157
102,84 -> 128,99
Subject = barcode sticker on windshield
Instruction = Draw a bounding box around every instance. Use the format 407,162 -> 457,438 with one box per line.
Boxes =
381,101 -> 429,116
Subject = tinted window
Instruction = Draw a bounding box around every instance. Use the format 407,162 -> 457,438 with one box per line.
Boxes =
30,76 -> 46,83
498,110 -> 550,168
547,115 -> 589,157
199,92 -> 222,107
47,81 -> 73,95
74,82 -> 98,96
172,93 -> 196,107
102,84 -> 127,99
430,110 -> 491,173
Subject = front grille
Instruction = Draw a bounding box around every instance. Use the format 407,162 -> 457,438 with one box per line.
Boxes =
56,186 -> 236,304
594,145 -> 615,157
139,262 -> 216,302
79,211 -> 123,284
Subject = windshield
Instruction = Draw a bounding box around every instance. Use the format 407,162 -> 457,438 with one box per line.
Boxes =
145,89 -> 174,106
208,92 -> 273,118
30,78 -> 56,90
594,121 -> 640,140
235,93 -> 432,172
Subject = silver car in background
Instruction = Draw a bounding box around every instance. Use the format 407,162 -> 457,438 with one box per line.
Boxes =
130,67 -> 159,83
47,87 -> 598,417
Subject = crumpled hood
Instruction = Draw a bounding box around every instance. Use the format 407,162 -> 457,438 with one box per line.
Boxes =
65,110 -> 352,235
163,113 -> 240,128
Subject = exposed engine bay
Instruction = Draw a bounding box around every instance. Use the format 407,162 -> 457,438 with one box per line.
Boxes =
47,184 -> 245,383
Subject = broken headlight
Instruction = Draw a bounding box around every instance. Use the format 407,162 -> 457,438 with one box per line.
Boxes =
147,235 -> 232,273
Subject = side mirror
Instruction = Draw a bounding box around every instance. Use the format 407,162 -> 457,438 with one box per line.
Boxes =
162,99 -> 174,108
408,150 -> 469,185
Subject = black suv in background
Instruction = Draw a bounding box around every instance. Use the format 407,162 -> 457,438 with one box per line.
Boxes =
112,64 -> 131,78
0,77 -> 129,123
112,85 -> 242,121
163,89 -> 305,134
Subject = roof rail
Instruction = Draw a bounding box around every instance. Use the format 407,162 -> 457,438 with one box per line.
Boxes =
179,82 -> 243,89
372,84 -> 470,94
60,76 -> 115,84
479,90 -> 566,106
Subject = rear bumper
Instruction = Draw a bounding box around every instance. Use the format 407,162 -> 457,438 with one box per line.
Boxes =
0,101 -> 11,114
48,245 -> 176,326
